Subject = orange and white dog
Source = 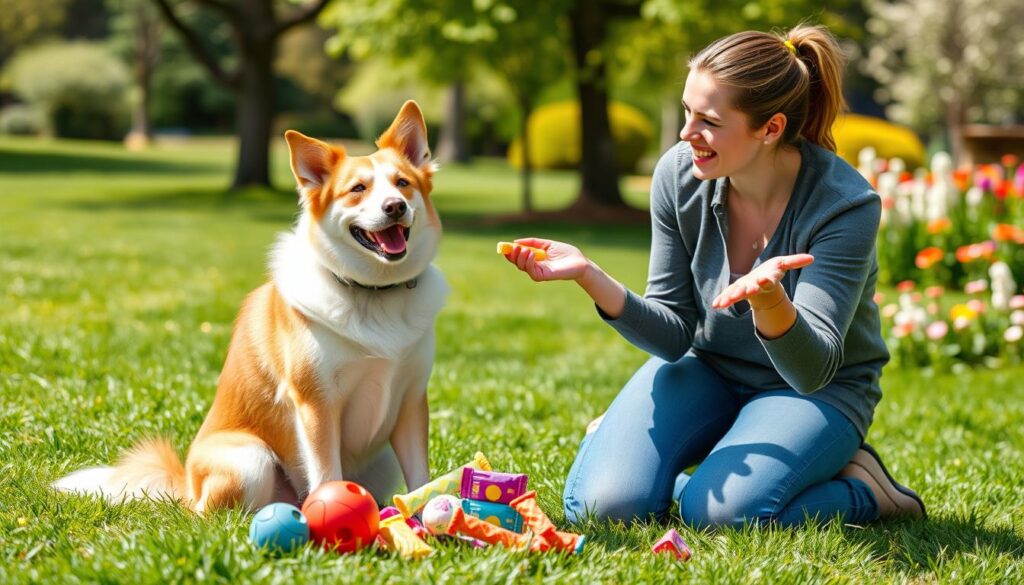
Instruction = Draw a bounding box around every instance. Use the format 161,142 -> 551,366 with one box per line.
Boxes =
54,101 -> 447,513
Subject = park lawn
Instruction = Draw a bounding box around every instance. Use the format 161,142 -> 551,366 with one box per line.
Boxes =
1,136 -> 1022,584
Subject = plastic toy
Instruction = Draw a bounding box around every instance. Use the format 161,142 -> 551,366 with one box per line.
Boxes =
300,480 -> 379,553
651,528 -> 692,561
421,494 -> 461,535
496,241 -> 548,260
380,505 -> 430,539
248,502 -> 309,554
379,513 -> 433,560
392,452 -> 491,518
461,498 -> 524,532
509,491 -> 585,554
460,467 -> 528,504
446,507 -> 538,550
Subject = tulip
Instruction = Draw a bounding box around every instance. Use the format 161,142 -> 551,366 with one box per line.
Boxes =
926,321 -> 949,340
915,247 -> 944,269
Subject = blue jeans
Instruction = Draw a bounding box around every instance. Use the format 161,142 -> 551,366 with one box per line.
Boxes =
563,353 -> 879,528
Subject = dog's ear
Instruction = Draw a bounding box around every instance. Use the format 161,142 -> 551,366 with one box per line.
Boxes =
284,130 -> 344,192
377,101 -> 431,169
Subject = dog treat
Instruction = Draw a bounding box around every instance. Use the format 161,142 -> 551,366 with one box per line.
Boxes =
446,507 -> 532,550
651,528 -> 692,561
393,452 -> 491,518
460,467 -> 528,504
380,506 -> 431,540
509,491 -> 585,554
496,241 -> 548,261
461,498 -> 524,533
421,495 -> 461,535
379,514 -> 433,560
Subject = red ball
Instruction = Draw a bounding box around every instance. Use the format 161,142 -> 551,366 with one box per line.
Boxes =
300,480 -> 380,553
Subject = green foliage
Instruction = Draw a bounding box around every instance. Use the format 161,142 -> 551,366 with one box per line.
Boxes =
507,101 -> 654,173
4,42 -> 130,140
0,104 -> 45,136
0,0 -> 71,63
833,114 -> 926,169
2,137 -> 1024,583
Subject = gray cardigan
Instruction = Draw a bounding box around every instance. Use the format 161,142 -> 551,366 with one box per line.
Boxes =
603,140 -> 888,438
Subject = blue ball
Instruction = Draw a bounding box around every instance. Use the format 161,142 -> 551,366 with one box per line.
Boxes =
249,503 -> 310,554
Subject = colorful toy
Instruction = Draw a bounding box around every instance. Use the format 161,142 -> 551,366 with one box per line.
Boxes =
380,506 -> 430,539
392,452 -> 491,518
300,480 -> 379,553
509,491 -> 585,554
651,528 -> 692,561
379,513 -> 434,560
461,498 -> 524,532
248,502 -> 310,554
460,467 -> 528,504
496,241 -> 548,261
421,495 -> 461,535
446,506 -> 534,550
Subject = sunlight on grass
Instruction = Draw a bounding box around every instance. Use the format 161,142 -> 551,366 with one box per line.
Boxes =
1,137 -> 1022,583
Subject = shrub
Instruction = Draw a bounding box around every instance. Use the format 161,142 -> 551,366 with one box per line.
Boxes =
5,42 -> 130,140
0,105 -> 45,136
832,113 -> 926,169
507,101 -> 654,173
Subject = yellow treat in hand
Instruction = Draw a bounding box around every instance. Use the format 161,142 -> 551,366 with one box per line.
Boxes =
497,241 -> 547,261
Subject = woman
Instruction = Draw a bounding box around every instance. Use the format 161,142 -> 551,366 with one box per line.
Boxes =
502,25 -> 926,528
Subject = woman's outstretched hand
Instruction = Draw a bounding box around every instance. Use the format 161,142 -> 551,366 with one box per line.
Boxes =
711,254 -> 815,310
502,238 -> 590,282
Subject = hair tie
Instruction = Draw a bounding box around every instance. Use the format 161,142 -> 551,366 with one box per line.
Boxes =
783,40 -> 797,55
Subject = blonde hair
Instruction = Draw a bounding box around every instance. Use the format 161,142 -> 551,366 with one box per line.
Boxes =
688,24 -> 846,151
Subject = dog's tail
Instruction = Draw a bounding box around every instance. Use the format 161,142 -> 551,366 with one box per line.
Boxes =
53,438 -> 188,504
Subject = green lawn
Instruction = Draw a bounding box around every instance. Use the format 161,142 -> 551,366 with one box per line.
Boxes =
1,136 -> 1022,583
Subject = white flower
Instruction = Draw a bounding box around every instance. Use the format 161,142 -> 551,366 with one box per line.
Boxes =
1011,310 -> 1024,326
989,262 -> 1017,311
1006,326 -> 1024,343
966,186 -> 984,208
926,321 -> 949,340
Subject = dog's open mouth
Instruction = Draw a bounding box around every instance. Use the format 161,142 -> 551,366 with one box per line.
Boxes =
350,224 -> 411,261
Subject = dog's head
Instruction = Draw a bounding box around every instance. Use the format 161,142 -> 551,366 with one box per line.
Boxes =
284,101 -> 440,287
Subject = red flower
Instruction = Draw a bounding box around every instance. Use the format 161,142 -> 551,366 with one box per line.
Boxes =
992,224 -> 1024,244
897,280 -> 916,293
1002,154 -> 1020,168
915,246 -> 945,269
926,217 -> 951,235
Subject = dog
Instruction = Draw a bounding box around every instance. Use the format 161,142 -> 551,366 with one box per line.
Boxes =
53,101 -> 448,513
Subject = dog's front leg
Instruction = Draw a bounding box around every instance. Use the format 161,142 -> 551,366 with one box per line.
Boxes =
390,388 -> 430,492
293,397 -> 343,496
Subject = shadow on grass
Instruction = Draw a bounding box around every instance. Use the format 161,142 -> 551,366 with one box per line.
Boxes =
0,147 -> 217,175
841,514 -> 1024,572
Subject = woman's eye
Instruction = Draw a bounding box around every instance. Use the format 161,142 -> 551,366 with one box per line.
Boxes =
396,178 -> 409,188
351,184 -> 366,193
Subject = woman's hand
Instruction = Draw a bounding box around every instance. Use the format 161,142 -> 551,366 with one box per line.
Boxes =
711,254 -> 814,310
503,237 -> 590,282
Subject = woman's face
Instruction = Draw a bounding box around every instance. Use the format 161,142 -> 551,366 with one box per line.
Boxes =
679,69 -> 766,180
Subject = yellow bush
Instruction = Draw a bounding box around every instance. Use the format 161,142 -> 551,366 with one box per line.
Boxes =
507,101 -> 654,173
832,114 -> 926,169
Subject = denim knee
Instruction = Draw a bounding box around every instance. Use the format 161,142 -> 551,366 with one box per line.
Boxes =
564,479 -> 662,525
677,476 -> 778,529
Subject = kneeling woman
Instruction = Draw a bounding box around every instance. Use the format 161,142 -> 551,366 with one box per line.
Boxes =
502,24 -> 925,527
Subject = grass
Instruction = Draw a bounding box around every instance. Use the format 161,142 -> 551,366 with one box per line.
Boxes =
1,135 -> 1023,583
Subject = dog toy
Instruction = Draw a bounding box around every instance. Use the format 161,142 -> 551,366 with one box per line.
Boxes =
301,480 -> 379,553
460,467 -> 528,504
497,241 -> 548,261
651,528 -> 692,561
421,494 -> 461,535
392,452 -> 491,518
446,506 -> 539,550
509,491 -> 586,554
461,498 -> 524,532
380,506 -> 430,539
378,512 -> 434,560
249,502 -> 310,554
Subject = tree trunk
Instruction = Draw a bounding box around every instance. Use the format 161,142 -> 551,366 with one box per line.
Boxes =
660,90 -> 681,155
232,43 -> 275,189
569,0 -> 622,208
436,80 -> 471,164
518,97 -> 533,213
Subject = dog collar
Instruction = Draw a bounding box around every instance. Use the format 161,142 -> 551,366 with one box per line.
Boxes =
331,272 -> 418,291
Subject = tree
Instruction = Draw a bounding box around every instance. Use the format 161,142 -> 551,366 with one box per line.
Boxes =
109,0 -> 163,147
150,0 -> 331,189
0,0 -> 71,67
860,0 -> 1024,161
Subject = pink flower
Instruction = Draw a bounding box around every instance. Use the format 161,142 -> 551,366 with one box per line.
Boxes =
927,303 -> 939,315
1012,310 -> 1024,326
964,279 -> 988,295
967,299 -> 986,314
954,316 -> 972,331
925,286 -> 945,299
874,292 -> 885,304
1006,326 -> 1024,343
926,321 -> 949,340
1010,295 -> 1024,310
893,322 -> 915,338
882,304 -> 899,319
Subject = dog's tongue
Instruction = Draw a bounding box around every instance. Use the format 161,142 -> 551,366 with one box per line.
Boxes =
373,225 -> 407,254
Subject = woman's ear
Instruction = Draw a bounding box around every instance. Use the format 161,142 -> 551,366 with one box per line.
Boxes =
760,113 -> 788,144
